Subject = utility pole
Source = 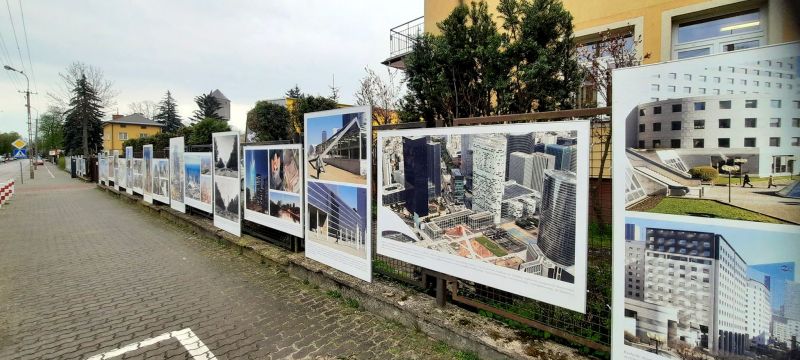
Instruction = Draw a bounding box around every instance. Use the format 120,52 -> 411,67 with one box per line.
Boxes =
4,65 -> 35,179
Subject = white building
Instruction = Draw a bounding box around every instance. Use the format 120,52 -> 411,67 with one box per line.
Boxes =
786,280 -> 800,321
471,134 -> 507,224
773,317 -> 800,348
508,152 -> 555,195
211,89 -> 231,121
745,279 -> 771,346
624,234 -> 646,301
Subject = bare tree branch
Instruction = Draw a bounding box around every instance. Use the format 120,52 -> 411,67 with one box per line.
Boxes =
354,67 -> 404,125
47,61 -> 119,110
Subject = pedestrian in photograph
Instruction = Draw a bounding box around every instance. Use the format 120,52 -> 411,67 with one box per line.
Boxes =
315,156 -> 325,179
742,173 -> 754,188
768,174 -> 777,188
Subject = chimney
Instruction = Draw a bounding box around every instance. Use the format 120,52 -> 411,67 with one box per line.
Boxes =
112,114 -> 124,120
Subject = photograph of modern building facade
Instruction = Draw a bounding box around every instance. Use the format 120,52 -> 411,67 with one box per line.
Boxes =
623,216 -> 800,358
306,111 -> 368,185
620,45 -> 800,224
380,129 -> 579,284
307,181 -> 367,258
169,137 -> 185,204
143,145 -> 153,194
245,149 -> 270,213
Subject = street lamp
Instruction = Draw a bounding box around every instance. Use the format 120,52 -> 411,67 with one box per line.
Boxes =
721,164 -> 740,203
4,64 -> 34,179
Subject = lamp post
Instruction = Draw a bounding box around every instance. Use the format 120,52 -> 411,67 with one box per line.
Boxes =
721,164 -> 739,203
4,65 -> 34,179
734,158 -> 747,185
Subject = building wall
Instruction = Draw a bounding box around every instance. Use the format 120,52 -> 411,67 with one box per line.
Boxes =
424,0 -> 799,64
102,124 -> 161,153
471,134 -> 507,223
746,279 -> 771,346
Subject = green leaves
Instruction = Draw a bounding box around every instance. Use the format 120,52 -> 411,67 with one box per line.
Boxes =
246,101 -> 290,142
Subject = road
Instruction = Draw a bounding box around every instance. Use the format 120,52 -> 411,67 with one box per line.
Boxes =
0,162 -> 468,359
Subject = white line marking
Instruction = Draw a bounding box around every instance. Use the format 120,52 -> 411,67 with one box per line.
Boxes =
84,327 -> 216,360
43,163 -> 55,178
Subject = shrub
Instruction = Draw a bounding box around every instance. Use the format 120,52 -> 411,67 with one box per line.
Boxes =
689,166 -> 718,182
57,156 -> 65,170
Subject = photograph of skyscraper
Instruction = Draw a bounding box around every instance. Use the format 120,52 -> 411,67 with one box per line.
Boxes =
306,111 -> 367,185
169,138 -> 184,203
623,215 -> 800,359
379,129 -> 579,284
245,149 -> 270,213
143,146 -> 153,193
308,181 -> 367,258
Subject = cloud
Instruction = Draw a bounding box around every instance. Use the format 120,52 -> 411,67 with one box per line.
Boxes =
0,0 -> 422,138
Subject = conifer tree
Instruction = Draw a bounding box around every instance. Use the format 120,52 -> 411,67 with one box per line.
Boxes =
155,91 -> 183,133
64,74 -> 105,156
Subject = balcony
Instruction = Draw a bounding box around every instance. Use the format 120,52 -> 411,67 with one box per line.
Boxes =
382,16 -> 424,70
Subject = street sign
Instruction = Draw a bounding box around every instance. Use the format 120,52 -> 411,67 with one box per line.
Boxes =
11,139 -> 26,149
12,149 -> 27,159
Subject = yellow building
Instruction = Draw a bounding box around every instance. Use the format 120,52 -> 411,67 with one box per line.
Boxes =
102,113 -> 164,152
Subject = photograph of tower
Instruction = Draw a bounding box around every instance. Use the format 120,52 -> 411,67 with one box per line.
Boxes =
184,152 -> 212,213
143,145 -> 153,201
244,144 -> 304,237
614,43 -> 800,224
377,122 -> 589,311
621,214 -> 799,359
304,106 -> 372,282
125,146 -> 133,195
169,137 -> 185,212
212,132 -> 241,236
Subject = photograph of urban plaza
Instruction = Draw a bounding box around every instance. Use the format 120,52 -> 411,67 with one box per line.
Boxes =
306,111 -> 368,185
380,130 -> 579,283
623,54 -> 800,225
623,216 -> 800,359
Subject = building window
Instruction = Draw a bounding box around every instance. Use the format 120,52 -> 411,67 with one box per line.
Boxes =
793,118 -> 800,127
653,140 -> 661,148
639,109 -> 645,116
119,132 -> 128,141
698,88 -> 706,94
694,120 -> 705,129
684,74 -> 692,81
671,121 -> 682,131
651,84 -> 660,91
745,100 -> 757,108
745,118 -> 757,128
718,138 -> 730,148
140,125 -> 147,129
654,106 -> 662,114
667,85 -> 676,92
718,119 -> 731,128
672,104 -> 682,112
639,124 -> 645,133
726,78 -> 734,84
744,138 -> 756,147
792,137 -> 800,146
653,123 -> 661,132
769,137 -> 780,147
638,140 -> 645,148
693,139 -> 704,148
794,101 -> 800,109
770,118 -> 781,127
119,124 -> 127,128
668,73 -> 676,79
694,102 -> 705,111
719,100 -> 731,109
139,133 -> 147,138
771,100 -> 781,108
683,87 -> 691,93
672,9 -> 766,60
670,139 -> 681,148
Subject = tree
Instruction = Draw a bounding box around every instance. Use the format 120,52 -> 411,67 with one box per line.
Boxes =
0,131 -> 22,157
63,74 -> 105,156
188,117 -> 230,146
285,85 -> 301,99
246,101 -> 290,141
577,28 -> 648,223
402,0 -> 582,126
47,62 -> 118,110
127,100 -> 158,121
154,91 -> 183,133
354,67 -> 403,125
191,92 -> 223,122
122,132 -> 171,152
285,89 -> 339,137
37,107 -> 65,154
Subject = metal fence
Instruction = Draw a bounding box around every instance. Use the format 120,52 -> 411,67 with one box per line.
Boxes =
371,108 -> 613,356
389,16 -> 424,59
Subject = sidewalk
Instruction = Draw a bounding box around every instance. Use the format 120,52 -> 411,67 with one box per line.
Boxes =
0,166 -> 476,359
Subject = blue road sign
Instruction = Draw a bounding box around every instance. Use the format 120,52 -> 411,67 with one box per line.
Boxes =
12,148 -> 27,159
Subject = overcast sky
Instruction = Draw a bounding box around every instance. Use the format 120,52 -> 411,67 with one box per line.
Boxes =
0,0 -> 422,137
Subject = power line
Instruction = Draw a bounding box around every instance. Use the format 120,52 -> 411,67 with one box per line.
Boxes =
5,0 -> 26,75
0,26 -> 23,92
17,0 -> 36,93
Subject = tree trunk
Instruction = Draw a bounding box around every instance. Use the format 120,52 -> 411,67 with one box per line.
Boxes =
82,116 -> 88,157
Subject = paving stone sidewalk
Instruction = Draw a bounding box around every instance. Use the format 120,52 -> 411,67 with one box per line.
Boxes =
0,167 -> 476,360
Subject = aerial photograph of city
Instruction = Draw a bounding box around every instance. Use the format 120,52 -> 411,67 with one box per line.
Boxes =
379,128 -> 580,284
184,153 -> 212,206
623,215 -> 800,359
620,52 -> 800,225
305,111 -> 368,185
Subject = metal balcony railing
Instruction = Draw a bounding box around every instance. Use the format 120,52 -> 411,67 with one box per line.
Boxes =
389,16 -> 424,58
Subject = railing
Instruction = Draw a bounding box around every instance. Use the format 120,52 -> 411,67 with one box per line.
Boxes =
389,16 -> 424,58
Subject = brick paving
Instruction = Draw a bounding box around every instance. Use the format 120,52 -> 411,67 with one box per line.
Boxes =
0,164 -> 470,360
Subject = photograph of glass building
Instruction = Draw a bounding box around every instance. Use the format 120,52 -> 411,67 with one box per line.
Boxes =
622,216 -> 799,359
379,128 -> 580,284
307,181 -> 367,258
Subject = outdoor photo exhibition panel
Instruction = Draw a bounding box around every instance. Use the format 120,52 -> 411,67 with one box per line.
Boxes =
169,137 -> 186,213
304,106 -> 372,282
244,144 -> 304,238
151,158 -> 170,204
143,144 -> 153,203
118,158 -> 127,190
131,158 -> 143,195
184,152 -> 213,213
212,131 -> 241,236
377,121 -> 591,312
98,154 -> 106,185
611,43 -> 800,359
125,146 -> 134,195
112,150 -> 120,190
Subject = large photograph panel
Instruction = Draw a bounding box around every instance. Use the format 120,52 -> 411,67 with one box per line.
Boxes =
151,158 -> 170,204
304,106 -> 372,282
184,152 -> 212,213
212,132 -> 241,236
125,146 -> 134,195
143,145 -> 154,204
169,137 -> 185,213
377,121 -> 590,312
243,144 -> 304,238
